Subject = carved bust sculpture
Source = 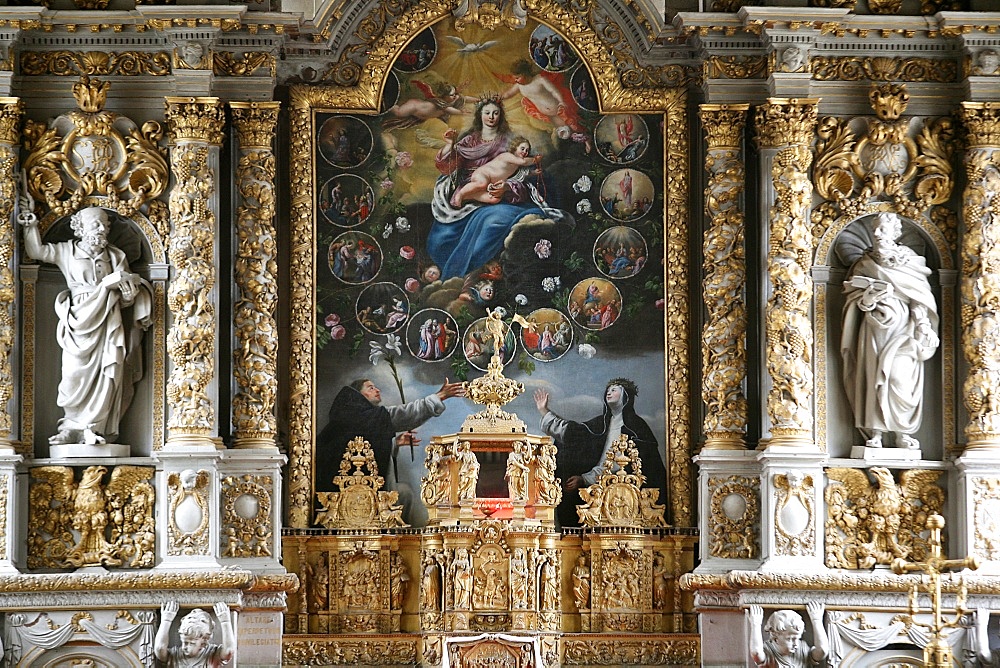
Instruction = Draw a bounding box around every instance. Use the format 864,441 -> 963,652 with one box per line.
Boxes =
839,213 -> 939,451
20,204 -> 153,447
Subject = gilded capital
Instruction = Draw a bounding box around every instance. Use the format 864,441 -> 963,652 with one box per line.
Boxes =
961,103 -> 1000,149
165,96 -> 226,146
700,104 -> 749,150
755,98 -> 820,148
230,101 -> 280,149
0,98 -> 22,145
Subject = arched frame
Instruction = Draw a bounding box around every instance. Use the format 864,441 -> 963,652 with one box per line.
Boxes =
286,0 -> 691,528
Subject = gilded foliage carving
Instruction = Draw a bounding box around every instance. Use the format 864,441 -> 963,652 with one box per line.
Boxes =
212,51 -> 276,77
708,475 -> 758,559
21,76 -> 169,221
222,473 -> 273,558
704,55 -> 766,80
562,637 -> 700,665
701,105 -> 748,443
757,100 -> 817,438
960,106 -> 1000,445
824,467 -> 944,569
0,474 -> 7,559
810,56 -> 957,83
315,437 -> 408,529
231,102 -> 279,442
0,100 -> 21,441
811,84 -> 956,248
20,51 -> 172,77
164,97 -> 223,436
283,639 -> 417,665
27,465 -> 155,570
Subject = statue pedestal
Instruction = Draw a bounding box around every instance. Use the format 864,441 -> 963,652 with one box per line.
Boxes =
693,448 -> 761,574
850,445 -> 921,462
50,442 -> 130,459
955,449 -> 1000,574
0,453 -> 21,574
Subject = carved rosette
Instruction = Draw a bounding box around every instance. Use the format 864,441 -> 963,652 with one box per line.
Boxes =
230,102 -> 279,446
700,105 -> 749,449
164,97 -> 224,440
959,103 -> 1000,448
708,474 -> 759,559
755,99 -> 818,445
221,473 -> 273,558
0,98 -> 21,445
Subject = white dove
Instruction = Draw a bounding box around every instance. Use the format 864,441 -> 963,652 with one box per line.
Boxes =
446,36 -> 499,53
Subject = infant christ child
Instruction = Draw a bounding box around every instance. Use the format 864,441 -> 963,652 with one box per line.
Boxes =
450,137 -> 542,207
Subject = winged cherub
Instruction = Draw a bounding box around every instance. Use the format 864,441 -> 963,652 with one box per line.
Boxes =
383,80 -> 471,131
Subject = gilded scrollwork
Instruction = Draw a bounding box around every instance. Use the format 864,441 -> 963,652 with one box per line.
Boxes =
164,97 -> 224,438
708,475 -> 759,560
576,434 -> 667,528
562,637 -> 700,665
704,55 -> 766,80
167,468 -> 210,556
212,50 -> 276,77
453,0 -> 527,31
27,465 -> 155,569
20,51 -> 172,77
230,102 -> 279,445
0,473 -> 6,560
756,99 -> 818,441
959,103 -> 1000,446
21,76 -> 169,221
282,638 -> 418,665
810,56 -> 958,83
222,473 -> 273,558
701,105 -> 748,447
824,467 -> 944,569
315,436 -> 408,529
773,471 -> 814,557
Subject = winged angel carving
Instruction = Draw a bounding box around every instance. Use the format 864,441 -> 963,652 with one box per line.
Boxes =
824,467 -> 943,569
28,465 -> 155,569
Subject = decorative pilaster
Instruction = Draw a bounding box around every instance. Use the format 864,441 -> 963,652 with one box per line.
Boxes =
960,102 -> 1000,450
700,104 -> 749,451
754,98 -> 819,450
230,101 -> 279,449
0,97 -> 21,452
164,96 -> 225,448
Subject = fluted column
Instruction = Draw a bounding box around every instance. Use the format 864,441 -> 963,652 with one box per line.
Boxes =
700,104 -> 749,451
960,103 -> 1000,450
230,101 -> 279,449
754,98 -> 818,450
0,98 -> 21,452
164,96 -> 225,448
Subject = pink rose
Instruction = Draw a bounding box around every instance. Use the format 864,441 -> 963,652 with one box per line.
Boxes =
380,179 -> 394,190
404,278 -> 420,293
655,298 -> 665,310
325,313 -> 340,327
330,325 -> 346,340
400,245 -> 416,260
394,151 -> 413,169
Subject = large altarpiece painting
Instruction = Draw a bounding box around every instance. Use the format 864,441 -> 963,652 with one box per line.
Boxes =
286,7 -> 691,529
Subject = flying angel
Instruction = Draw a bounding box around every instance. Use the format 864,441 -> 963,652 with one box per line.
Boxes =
383,79 -> 471,131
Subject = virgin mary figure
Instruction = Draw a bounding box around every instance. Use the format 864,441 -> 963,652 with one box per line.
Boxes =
428,96 -> 567,279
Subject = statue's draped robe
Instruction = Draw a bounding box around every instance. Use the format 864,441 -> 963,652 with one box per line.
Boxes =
40,240 -> 152,440
841,249 -> 938,436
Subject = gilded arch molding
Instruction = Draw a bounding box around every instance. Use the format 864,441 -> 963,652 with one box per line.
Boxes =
286,0 -> 692,528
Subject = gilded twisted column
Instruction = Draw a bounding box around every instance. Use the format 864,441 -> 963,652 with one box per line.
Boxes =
0,99 -> 20,452
755,98 -> 819,449
960,103 -> 1000,450
164,97 -> 225,447
230,102 -> 279,449
700,104 -> 749,451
